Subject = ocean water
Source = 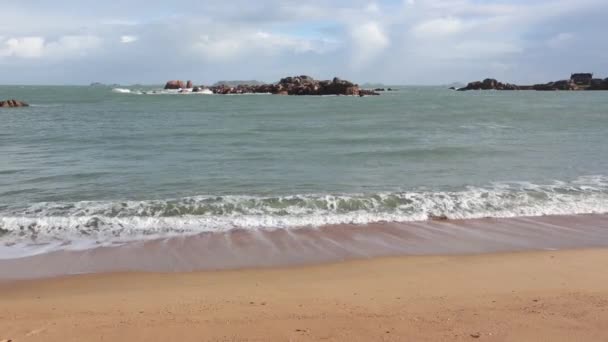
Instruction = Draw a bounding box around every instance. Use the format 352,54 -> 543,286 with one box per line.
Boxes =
1,85 -> 607,256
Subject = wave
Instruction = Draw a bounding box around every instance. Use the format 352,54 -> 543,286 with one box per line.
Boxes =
111,88 -> 215,95
1,176 -> 607,250
111,88 -> 132,94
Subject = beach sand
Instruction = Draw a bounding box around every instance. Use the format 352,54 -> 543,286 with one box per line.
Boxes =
2,248 -> 608,341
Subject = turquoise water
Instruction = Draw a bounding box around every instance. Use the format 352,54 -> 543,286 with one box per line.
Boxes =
1,86 -> 607,254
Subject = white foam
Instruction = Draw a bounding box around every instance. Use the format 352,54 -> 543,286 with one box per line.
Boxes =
1,176 -> 607,258
196,88 -> 213,95
111,88 -> 132,93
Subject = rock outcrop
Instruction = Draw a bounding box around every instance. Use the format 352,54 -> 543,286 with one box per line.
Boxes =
532,80 -> 578,91
457,78 -> 519,91
164,80 -> 186,89
0,99 -> 29,108
186,80 -> 193,89
196,75 -> 380,96
457,73 -> 608,91
588,78 -> 608,90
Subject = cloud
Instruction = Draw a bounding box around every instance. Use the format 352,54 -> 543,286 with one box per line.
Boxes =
411,17 -> 468,37
1,35 -> 101,59
120,35 -> 139,44
349,22 -> 389,67
0,0 -> 606,84
546,33 -> 574,49
191,30 -> 336,61
0,37 -> 45,58
103,19 -> 139,26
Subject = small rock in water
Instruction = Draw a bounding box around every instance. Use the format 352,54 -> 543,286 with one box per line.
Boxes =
0,99 -> 29,108
164,80 -> 186,89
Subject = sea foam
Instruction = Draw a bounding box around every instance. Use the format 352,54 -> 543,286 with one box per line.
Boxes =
111,88 -> 132,94
1,176 -> 607,255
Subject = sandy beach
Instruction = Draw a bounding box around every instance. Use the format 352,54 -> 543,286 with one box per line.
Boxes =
2,248 -> 608,341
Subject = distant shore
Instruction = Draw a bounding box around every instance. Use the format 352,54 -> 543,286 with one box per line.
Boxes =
457,73 -> 608,91
2,248 -> 608,341
162,75 -> 381,96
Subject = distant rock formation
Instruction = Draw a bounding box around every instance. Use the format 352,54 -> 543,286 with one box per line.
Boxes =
457,73 -> 608,91
161,76 -> 381,96
570,73 -> 593,86
457,78 -> 519,91
588,78 -> 608,90
212,80 -> 265,87
0,99 -> 29,108
164,80 -> 186,89
182,76 -> 380,96
531,79 -> 579,91
91,82 -> 120,87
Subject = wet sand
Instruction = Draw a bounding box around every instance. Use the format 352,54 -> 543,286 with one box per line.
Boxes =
1,214 -> 608,279
2,248 -> 608,341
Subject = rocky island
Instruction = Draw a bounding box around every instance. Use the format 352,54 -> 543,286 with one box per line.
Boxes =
457,73 -> 608,91
0,99 -> 29,108
164,75 -> 380,96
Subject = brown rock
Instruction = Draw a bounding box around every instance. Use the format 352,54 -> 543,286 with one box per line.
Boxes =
164,80 -> 186,89
0,99 -> 29,108
359,89 -> 380,96
588,78 -> 608,90
458,79 -> 519,91
344,86 -> 360,96
186,80 -> 193,88
533,80 -> 577,91
204,75 -> 370,96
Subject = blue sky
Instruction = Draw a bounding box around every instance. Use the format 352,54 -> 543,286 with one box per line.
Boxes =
1,0 -> 607,85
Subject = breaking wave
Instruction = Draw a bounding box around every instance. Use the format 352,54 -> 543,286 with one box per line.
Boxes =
1,176 -> 607,255
111,88 -> 132,94
111,87 -> 216,95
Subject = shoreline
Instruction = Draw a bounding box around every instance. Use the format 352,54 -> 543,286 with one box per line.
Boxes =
2,213 -> 608,280
2,248 -> 608,341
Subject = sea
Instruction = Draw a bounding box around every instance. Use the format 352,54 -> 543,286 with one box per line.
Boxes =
1,85 -> 608,260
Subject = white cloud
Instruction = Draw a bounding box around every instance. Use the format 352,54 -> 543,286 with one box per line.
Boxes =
0,35 -> 101,59
365,2 -> 380,13
102,19 -> 139,26
0,37 -> 45,58
350,22 -> 389,67
411,17 -> 467,37
450,41 -> 523,59
547,33 -> 574,49
192,30 -> 335,61
120,35 -> 139,43
0,0 -> 606,84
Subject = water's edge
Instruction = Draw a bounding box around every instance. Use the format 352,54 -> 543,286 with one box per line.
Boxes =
1,214 -> 606,280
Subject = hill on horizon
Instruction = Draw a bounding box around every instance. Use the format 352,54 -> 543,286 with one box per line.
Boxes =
212,80 -> 265,87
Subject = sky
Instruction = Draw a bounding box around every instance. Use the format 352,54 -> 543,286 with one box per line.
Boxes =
1,0 -> 607,85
